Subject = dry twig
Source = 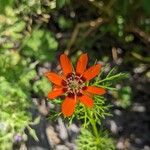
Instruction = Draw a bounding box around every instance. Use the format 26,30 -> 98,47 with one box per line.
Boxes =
65,17 -> 108,54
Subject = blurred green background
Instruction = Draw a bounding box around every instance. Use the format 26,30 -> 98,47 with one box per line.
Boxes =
0,0 -> 149,149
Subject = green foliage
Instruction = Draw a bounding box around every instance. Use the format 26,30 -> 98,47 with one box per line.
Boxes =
93,67 -> 129,91
0,0 -> 14,13
0,54 -> 35,149
26,126 -> 39,142
0,1 -> 58,148
115,86 -> 132,108
141,0 -> 150,15
75,68 -> 127,149
70,95 -> 111,127
33,77 -> 52,97
76,128 -> 115,150
56,0 -> 71,8
95,67 -> 132,108
22,29 -> 58,61
58,16 -> 73,29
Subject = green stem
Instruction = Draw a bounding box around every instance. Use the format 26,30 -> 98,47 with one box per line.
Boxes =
83,105 -> 87,128
87,108 -> 99,140
90,117 -> 99,139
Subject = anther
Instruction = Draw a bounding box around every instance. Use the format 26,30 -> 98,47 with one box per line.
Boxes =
78,79 -> 83,84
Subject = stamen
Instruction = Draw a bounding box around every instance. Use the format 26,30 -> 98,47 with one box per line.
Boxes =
66,72 -> 87,97
78,79 -> 83,84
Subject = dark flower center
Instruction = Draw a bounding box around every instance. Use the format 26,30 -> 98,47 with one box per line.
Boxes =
62,73 -> 86,97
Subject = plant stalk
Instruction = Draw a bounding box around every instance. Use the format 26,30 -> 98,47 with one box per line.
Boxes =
87,108 -> 100,140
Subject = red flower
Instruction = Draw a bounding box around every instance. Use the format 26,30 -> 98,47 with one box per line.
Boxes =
44,53 -> 106,117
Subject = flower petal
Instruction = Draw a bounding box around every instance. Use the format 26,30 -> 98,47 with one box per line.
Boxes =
79,95 -> 94,108
48,88 -> 64,99
44,72 -> 63,86
82,64 -> 101,81
61,96 -> 76,117
60,54 -> 73,76
76,53 -> 88,74
86,86 -> 106,95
